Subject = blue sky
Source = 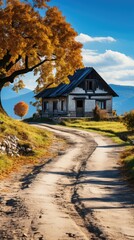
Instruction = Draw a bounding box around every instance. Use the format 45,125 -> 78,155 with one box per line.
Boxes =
24,0 -> 134,88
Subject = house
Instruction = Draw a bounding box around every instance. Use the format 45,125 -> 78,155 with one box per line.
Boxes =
35,67 -> 118,118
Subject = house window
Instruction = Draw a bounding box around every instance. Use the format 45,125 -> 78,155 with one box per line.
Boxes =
86,80 -> 93,91
53,101 -> 58,111
96,100 -> 106,109
43,101 -> 48,111
61,100 -> 64,111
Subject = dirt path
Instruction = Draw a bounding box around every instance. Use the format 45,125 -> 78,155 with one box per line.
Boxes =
0,124 -> 134,240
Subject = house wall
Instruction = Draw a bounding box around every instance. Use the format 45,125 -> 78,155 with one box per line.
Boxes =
85,99 -> 95,112
71,87 -> 85,94
71,86 -> 107,94
91,96 -> 112,112
106,99 -> 112,112
42,98 -> 67,117
95,88 -> 107,93
42,94 -> 113,117
68,95 -> 76,116
68,95 -> 96,117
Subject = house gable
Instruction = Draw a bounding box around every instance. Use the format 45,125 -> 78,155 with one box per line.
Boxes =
70,68 -> 118,96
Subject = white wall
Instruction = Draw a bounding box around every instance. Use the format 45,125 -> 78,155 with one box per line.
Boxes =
42,98 -> 67,112
71,87 -> 85,94
106,99 -> 112,112
95,88 -> 107,93
68,95 -> 76,111
85,99 -> 95,112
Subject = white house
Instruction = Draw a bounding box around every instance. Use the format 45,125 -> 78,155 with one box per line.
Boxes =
35,67 -> 118,118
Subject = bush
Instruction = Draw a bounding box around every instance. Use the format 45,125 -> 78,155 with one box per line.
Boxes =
93,105 -> 108,121
123,110 -> 134,131
14,101 -> 29,119
112,109 -> 117,117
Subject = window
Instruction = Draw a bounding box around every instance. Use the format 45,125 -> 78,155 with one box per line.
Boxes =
61,100 -> 64,111
43,101 -> 48,111
53,101 -> 58,111
96,100 -> 106,109
86,80 -> 93,91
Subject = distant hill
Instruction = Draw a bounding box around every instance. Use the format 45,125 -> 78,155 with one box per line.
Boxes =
110,84 -> 134,115
1,86 -> 36,119
1,85 -> 32,100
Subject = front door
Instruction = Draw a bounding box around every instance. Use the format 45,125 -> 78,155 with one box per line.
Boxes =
76,100 -> 84,117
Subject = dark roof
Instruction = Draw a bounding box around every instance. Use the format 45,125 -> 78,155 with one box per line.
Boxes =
35,67 -> 118,98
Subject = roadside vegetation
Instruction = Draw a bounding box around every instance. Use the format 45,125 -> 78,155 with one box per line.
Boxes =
0,113 -> 54,178
61,118 -> 134,181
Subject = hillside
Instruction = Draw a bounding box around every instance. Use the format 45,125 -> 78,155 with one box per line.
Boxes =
0,113 -> 54,177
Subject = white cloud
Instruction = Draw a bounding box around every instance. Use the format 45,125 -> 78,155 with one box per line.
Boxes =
22,72 -> 38,90
82,49 -> 134,67
76,33 -> 116,43
82,48 -> 134,86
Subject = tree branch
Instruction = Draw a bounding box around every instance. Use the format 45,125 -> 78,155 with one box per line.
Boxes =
0,50 -> 11,69
25,55 -> 28,69
6,55 -> 21,72
3,57 -> 57,83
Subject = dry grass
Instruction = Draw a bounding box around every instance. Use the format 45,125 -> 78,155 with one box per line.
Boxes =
121,147 -> 134,180
62,119 -> 127,143
0,113 -> 54,178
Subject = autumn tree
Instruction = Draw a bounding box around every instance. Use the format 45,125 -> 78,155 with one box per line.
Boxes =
14,101 -> 29,119
0,0 -> 83,114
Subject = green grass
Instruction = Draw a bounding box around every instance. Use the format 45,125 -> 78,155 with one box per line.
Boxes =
61,119 -> 134,180
121,147 -> 134,181
62,119 -> 127,143
0,113 -> 54,177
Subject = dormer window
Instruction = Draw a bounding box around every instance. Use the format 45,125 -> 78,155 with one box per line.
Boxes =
85,80 -> 93,91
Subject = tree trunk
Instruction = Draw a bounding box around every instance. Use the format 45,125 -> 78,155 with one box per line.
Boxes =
0,85 -> 8,115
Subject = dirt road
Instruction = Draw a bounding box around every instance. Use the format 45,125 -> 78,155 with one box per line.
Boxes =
0,124 -> 134,240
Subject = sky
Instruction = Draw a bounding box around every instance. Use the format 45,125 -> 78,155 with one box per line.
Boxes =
24,0 -> 134,89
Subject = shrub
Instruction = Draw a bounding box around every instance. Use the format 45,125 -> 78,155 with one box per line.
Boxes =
123,110 -> 134,131
93,105 -> 108,121
112,110 -> 117,117
14,101 -> 29,119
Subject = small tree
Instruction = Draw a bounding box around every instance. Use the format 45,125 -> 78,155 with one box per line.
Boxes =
123,110 -> 134,131
14,101 -> 29,119
93,105 -> 100,121
93,105 -> 108,121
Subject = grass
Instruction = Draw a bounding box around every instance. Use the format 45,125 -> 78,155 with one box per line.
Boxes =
61,118 -> 134,180
61,119 -> 127,143
0,113 -> 54,178
121,147 -> 134,181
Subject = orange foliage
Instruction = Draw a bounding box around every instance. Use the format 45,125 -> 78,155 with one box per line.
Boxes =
14,101 -> 29,118
0,0 -> 83,93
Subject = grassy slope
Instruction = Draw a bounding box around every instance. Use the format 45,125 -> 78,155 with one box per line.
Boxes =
62,119 -> 134,180
0,113 -> 53,178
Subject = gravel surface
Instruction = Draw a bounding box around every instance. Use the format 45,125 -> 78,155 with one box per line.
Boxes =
0,124 -> 134,240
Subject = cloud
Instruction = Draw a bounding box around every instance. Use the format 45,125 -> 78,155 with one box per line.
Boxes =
76,33 -> 116,43
82,49 -> 134,67
82,48 -> 134,86
22,72 -> 38,90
